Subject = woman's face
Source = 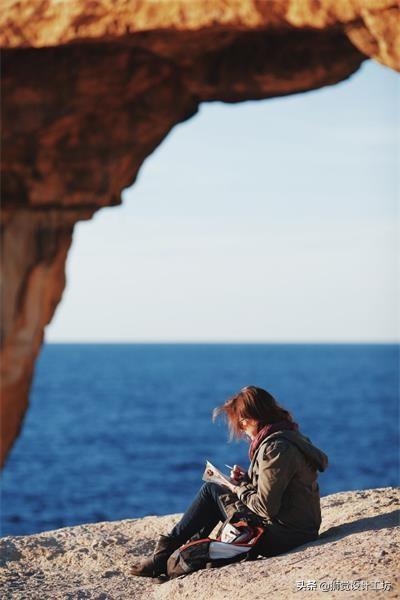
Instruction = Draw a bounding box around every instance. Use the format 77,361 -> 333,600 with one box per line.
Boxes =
239,417 -> 259,439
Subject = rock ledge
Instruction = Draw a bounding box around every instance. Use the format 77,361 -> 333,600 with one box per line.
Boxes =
0,487 -> 399,599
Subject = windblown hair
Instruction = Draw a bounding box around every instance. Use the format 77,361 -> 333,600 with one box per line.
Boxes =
213,385 -> 294,440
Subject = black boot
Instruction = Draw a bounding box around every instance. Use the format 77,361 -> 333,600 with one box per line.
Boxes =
130,534 -> 181,578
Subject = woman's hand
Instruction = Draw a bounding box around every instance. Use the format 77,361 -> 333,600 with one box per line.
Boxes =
230,464 -> 246,483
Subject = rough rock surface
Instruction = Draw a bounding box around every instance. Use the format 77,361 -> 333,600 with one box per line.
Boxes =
2,1 -> 399,71
0,487 -> 399,599
1,0 -> 399,465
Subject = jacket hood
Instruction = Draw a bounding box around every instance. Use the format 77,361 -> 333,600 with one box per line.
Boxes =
266,430 -> 329,472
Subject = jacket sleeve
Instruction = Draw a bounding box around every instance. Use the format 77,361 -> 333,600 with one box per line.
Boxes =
236,440 -> 297,521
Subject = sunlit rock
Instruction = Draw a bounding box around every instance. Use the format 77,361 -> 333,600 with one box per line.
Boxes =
0,488 -> 398,599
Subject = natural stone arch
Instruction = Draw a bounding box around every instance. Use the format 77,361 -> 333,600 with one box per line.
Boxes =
1,0 -> 399,466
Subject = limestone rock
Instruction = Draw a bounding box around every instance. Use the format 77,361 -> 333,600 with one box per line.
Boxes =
1,2 -> 399,72
0,487 -> 399,599
1,0 -> 399,465
0,208 -> 94,465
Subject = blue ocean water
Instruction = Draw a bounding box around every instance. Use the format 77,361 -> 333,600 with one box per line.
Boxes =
1,343 -> 399,537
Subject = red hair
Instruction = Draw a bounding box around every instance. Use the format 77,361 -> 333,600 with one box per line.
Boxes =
213,385 -> 294,440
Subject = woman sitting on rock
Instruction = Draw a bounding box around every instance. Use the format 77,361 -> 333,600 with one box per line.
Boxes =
131,385 -> 328,578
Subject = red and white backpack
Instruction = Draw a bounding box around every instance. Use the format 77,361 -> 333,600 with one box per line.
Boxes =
167,513 -> 265,578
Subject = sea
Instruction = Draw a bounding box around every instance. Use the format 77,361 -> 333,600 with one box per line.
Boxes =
1,343 -> 398,537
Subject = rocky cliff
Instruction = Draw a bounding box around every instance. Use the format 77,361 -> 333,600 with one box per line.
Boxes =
0,487 -> 399,599
1,1 -> 399,465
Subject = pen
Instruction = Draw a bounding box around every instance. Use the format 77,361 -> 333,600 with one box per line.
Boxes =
225,464 -> 234,470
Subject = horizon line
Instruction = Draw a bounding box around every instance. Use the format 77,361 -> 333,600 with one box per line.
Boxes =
43,340 -> 400,345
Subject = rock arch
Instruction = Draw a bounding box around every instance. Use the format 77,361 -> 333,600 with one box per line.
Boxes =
1,1 -> 399,465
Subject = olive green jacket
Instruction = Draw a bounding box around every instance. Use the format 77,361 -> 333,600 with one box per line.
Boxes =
235,430 -> 328,535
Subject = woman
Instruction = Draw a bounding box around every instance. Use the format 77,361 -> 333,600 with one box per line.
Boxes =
131,385 -> 328,578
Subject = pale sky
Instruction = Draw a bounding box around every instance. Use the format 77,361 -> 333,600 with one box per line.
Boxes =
46,60 -> 399,343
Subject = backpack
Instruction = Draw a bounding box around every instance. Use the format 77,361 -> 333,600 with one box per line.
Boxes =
166,512 -> 265,579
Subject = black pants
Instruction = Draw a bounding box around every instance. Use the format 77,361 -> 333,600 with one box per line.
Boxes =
169,482 -> 228,544
256,521 -> 318,557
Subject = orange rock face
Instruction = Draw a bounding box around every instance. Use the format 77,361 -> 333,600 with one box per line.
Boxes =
1,0 -> 399,465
